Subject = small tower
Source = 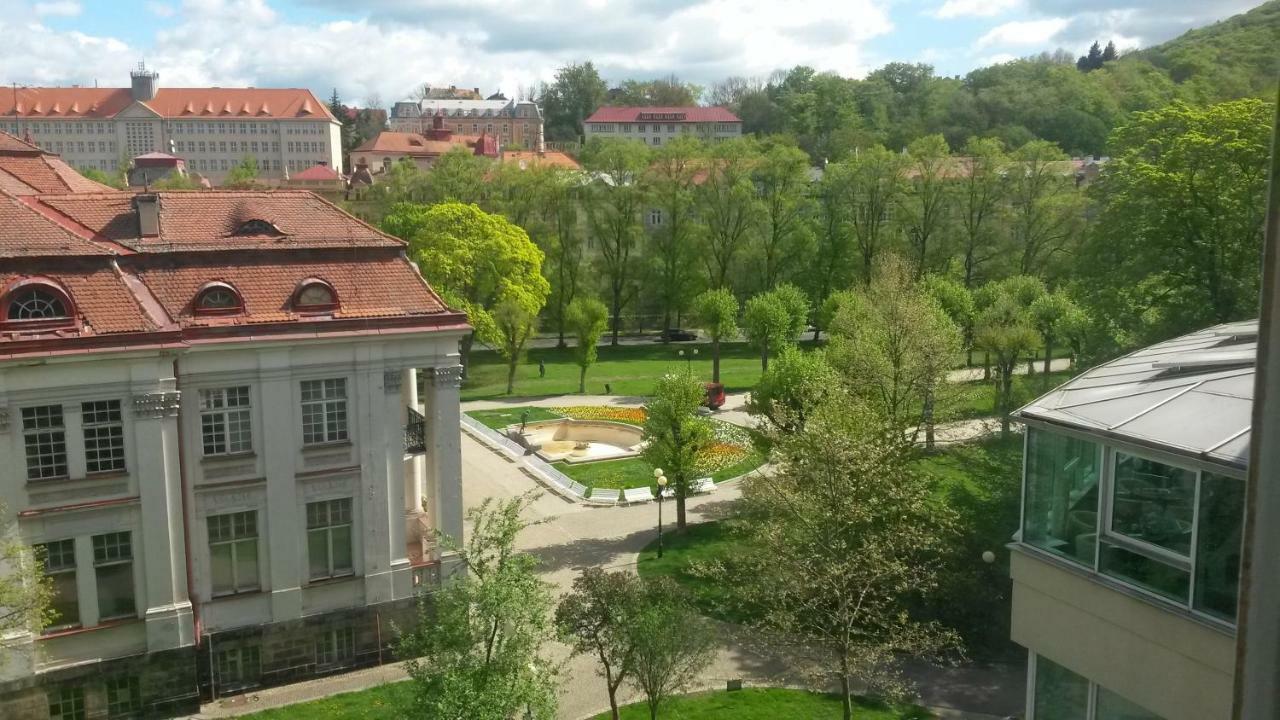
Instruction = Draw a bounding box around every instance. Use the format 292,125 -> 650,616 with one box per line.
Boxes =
130,62 -> 159,102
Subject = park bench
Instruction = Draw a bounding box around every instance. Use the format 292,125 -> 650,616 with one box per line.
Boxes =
693,477 -> 716,494
622,487 -> 654,504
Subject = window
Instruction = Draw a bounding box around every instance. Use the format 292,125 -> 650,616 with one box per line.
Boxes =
1100,452 -> 1195,602
294,280 -> 337,310
48,687 -> 85,720
648,209 -> 663,226
1023,429 -> 1101,565
92,532 -> 136,620
23,405 -> 67,480
307,498 -> 353,580
198,386 -> 251,456
652,136 -> 661,146
7,286 -> 69,320
208,511 -> 260,596
1193,472 -> 1245,622
106,676 -> 141,719
194,283 -> 242,315
1095,687 -> 1163,719
215,646 -> 261,691
40,539 -> 79,629
301,379 -> 348,444
82,400 -> 125,473
1033,655 -> 1089,720
233,219 -> 281,236
316,626 -> 356,666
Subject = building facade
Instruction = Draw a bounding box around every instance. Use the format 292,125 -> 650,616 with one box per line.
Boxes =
389,97 -> 543,152
0,65 -> 341,184
583,107 -> 742,146
1011,321 -> 1252,720
0,136 -> 468,718
350,119 -> 499,175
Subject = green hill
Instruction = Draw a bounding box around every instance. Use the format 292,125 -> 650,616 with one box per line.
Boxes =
1131,0 -> 1280,101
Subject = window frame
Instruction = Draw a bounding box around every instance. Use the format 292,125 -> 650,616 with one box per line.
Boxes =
1,278 -> 76,331
315,626 -> 356,667
22,404 -> 68,481
48,686 -> 85,720
39,539 -> 80,631
106,676 -> 141,719
92,531 -> 136,621
292,278 -> 339,312
300,378 -> 349,445
207,510 -> 261,597
199,386 -> 253,457
306,498 -> 355,581
82,399 -> 126,474
193,282 -> 244,317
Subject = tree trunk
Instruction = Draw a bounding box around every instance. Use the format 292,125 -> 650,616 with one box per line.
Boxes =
579,365 -> 587,394
840,654 -> 853,720
982,351 -> 990,381
760,345 -> 769,373
1000,368 -> 1014,439
506,356 -> 517,395
712,338 -> 722,383
611,285 -> 622,347
606,673 -> 621,720
662,309 -> 671,343
460,334 -> 474,380
676,484 -> 687,530
812,326 -> 821,343
648,698 -> 659,720
1042,332 -> 1054,381
923,387 -> 936,451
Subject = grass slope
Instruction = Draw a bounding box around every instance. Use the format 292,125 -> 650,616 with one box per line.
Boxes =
240,681 -> 412,719
592,688 -> 931,720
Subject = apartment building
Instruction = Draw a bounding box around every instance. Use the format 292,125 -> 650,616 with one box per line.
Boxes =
0,65 -> 341,184
389,96 -> 543,151
0,132 -> 468,718
583,107 -> 742,146
350,116 -> 499,174
1011,321 -> 1252,720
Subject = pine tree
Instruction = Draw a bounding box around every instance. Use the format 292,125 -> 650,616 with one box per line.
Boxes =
1101,40 -> 1118,62
1077,41 -> 1104,72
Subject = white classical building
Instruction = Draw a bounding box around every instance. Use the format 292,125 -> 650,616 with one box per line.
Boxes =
0,132 -> 467,718
0,64 -> 342,184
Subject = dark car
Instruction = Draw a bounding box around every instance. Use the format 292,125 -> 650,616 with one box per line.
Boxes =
659,328 -> 698,341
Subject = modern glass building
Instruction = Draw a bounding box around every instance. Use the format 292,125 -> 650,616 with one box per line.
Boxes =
1011,321 -> 1253,720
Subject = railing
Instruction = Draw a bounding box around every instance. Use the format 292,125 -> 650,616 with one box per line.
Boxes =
404,407 -> 426,454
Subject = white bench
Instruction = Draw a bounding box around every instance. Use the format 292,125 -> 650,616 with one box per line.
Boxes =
587,488 -> 619,506
566,480 -> 589,498
693,477 -> 716,494
622,487 -> 654,504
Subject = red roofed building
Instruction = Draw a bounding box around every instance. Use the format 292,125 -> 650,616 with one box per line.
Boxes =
0,64 -> 341,185
349,115 -> 500,175
0,134 -> 468,716
584,106 -> 742,146
0,131 -> 116,195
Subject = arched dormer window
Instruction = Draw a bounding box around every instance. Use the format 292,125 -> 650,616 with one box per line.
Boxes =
232,219 -> 282,237
2,279 -> 76,329
292,278 -> 338,312
194,282 -> 243,316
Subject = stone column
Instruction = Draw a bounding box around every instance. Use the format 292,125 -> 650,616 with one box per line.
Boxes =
131,385 -> 194,651
258,358 -> 302,621
426,366 -> 464,551
402,367 -> 424,515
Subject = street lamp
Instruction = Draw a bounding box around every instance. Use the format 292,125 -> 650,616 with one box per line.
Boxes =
654,467 -> 668,559
678,348 -> 699,373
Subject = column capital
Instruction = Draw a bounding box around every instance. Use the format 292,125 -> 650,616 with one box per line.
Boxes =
429,365 -> 463,388
133,391 -> 181,419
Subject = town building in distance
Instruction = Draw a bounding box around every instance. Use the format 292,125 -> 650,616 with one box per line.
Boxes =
0,131 -> 468,717
389,95 -> 543,151
1011,321 -> 1252,720
350,116 -> 500,174
0,64 -> 341,184
583,106 -> 742,146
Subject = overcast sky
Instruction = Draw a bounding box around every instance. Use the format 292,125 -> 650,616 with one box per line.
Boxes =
0,0 -> 1264,106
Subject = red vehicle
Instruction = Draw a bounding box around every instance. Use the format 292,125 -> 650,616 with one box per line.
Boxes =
703,382 -> 726,410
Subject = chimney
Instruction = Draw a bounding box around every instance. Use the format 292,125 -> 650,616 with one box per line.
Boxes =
130,61 -> 159,102
134,194 -> 160,237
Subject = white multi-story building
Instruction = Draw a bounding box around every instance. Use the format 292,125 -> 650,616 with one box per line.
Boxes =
0,65 -> 342,184
0,132 -> 468,718
389,97 -> 544,152
583,107 -> 742,146
1010,321 -> 1253,720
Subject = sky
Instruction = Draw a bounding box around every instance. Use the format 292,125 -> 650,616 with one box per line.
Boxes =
0,0 -> 1265,106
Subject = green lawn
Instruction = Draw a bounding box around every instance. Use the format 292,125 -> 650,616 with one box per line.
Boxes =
637,520 -> 754,624
240,680 -> 412,719
462,341 -> 773,400
941,369 -> 1076,421
559,445 -> 767,498
465,406 -> 563,430
592,688 -> 932,720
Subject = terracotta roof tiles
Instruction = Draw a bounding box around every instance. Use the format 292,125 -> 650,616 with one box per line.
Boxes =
0,87 -> 338,122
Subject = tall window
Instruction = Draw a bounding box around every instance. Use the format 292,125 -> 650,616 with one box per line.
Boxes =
316,626 -> 356,667
82,400 -> 125,473
48,687 -> 85,720
301,379 -> 348,445
106,676 -> 140,719
1100,453 -> 1196,602
1193,472 -> 1245,622
306,498 -> 353,581
1022,428 -> 1100,565
208,511 -> 260,596
23,404 -> 67,480
40,539 -> 79,629
215,646 -> 261,691
1033,655 -> 1089,720
200,387 -> 252,456
92,532 -> 136,620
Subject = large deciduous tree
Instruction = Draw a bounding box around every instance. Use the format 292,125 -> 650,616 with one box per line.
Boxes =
809,162 -> 857,339
646,136 -> 705,336
1007,140 -> 1085,276
751,140 -> 815,290
695,138 -> 762,292
742,285 -> 807,372
690,288 -> 739,383
956,137 -> 1009,289
901,134 -> 952,278
974,282 -> 1043,438
541,61 -> 608,142
0,502 -> 53,662
583,140 -> 651,346
846,146 -> 906,285
642,371 -> 713,530
566,297 -> 610,393
494,298 -> 539,395
627,577 -> 716,720
383,202 -> 549,374
556,569 -> 641,720
747,344 -> 841,433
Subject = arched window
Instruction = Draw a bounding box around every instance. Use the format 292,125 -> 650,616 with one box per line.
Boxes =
194,282 -> 243,316
232,219 -> 282,237
2,280 -> 75,328
293,279 -> 338,311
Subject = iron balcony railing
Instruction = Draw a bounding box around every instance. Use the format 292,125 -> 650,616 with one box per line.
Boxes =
405,407 -> 426,454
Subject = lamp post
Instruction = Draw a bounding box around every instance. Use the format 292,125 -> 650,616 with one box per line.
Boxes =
678,348 -> 698,373
654,467 -> 668,559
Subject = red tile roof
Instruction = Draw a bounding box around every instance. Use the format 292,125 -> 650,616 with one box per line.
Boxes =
290,164 -> 341,181
585,106 -> 741,123
353,130 -> 483,157
0,193 -> 116,256
0,87 -> 337,122
500,150 -> 582,171
0,266 -> 157,336
0,131 -> 115,195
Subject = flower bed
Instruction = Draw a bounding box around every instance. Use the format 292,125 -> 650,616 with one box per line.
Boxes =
550,405 -> 647,425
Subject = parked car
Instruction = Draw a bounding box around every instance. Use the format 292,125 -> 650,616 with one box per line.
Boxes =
659,328 -> 698,341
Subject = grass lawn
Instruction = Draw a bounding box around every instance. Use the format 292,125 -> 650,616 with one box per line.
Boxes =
465,406 -> 563,430
240,680 -> 412,719
637,520 -> 753,623
592,688 -> 932,720
941,368 -> 1075,421
462,341 -> 774,401
559,445 -> 768,498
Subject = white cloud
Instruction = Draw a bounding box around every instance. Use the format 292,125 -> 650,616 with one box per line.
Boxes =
932,0 -> 1021,19
976,17 -> 1069,48
147,2 -> 176,17
33,0 -> 80,15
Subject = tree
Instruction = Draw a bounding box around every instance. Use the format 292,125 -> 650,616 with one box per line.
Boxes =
695,138 -> 762,291
627,577 -> 716,720
955,137 -> 1008,289
809,163 -> 857,338
0,502 -> 53,662
76,166 -> 124,189
1030,291 -> 1080,380
610,75 -> 702,107
974,288 -> 1041,438
582,139 -> 651,346
826,256 -> 961,443
723,401 -> 959,720
751,140 -> 814,289
742,287 -> 803,373
642,371 -> 713,530
424,146 -> 492,206
566,297 -> 609,393
556,569 -> 642,720
690,288 -> 739,383
494,298 -> 539,395
1007,140 -> 1085,276
223,155 -> 262,188
747,344 -> 841,432
646,136 -> 705,335
536,168 -> 584,348
901,134 -> 952,278
846,146 -> 905,284
384,202 -> 549,374
541,61 -> 608,141
921,274 -> 976,366
1077,41 -> 1105,72
1079,99 -> 1271,346
1102,41 -> 1119,62
400,494 -> 559,720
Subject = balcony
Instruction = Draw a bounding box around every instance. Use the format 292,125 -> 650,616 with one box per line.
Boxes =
404,406 -> 426,455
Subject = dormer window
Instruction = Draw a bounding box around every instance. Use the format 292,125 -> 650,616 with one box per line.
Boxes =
293,279 -> 338,312
233,219 -> 282,237
194,282 -> 243,316
2,279 -> 76,329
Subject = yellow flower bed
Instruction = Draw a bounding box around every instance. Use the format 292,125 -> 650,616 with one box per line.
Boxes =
551,406 -> 648,424
694,442 -> 751,475
550,405 -> 754,475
